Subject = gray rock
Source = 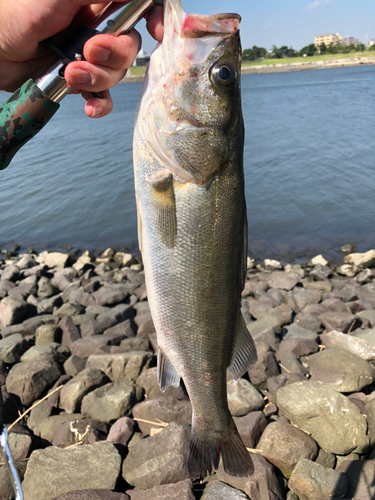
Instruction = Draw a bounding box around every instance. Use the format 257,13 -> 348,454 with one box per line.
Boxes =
356,309 -> 375,328
235,411 -> 267,449
103,319 -> 137,338
216,452 -> 285,499
0,460 -> 27,500
55,302 -> 84,318
38,414 -> 85,442
276,350 -> 309,377
364,398 -> 375,446
21,343 -> 71,364
63,355 -> 87,377
2,264 -> 21,282
0,333 -> 28,363
0,429 -> 33,462
201,480 -> 248,499
70,332 -> 131,357
60,368 -> 109,413
86,351 -> 153,381
6,356 -> 63,406
276,380 -> 369,455
28,399 -> 54,434
278,338 -> 319,357
305,347 -> 374,393
107,416 -> 135,447
293,289 -> 322,313
315,448 -> 336,469
132,397 -> 192,435
336,460 -> 375,500
59,317 -> 81,348
122,422 -> 190,489
266,271 -> 299,291
92,284 -> 130,306
51,417 -> 109,448
44,252 -> 70,268
288,459 -> 348,500
22,441 -> 121,500
227,378 -> 265,416
354,328 -> 375,345
296,314 -> 322,332
248,342 -> 280,387
0,297 -> 29,328
81,381 -> 144,422
51,491 -> 129,500
247,316 -> 282,336
321,298 -> 350,313
35,324 -> 62,345
256,419 -> 318,477
37,276 -> 59,298
127,479 -> 195,500
267,373 -> 306,402
281,325 -> 319,341
321,330 -> 375,361
318,311 -> 357,333
36,294 -> 63,314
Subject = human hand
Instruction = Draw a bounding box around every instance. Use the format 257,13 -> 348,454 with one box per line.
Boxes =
0,1 -> 164,117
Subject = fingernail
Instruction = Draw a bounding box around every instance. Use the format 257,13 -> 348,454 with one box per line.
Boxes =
88,46 -> 111,63
70,68 -> 92,85
87,105 -> 103,118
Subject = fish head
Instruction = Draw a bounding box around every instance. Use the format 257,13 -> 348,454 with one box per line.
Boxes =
138,0 -> 243,185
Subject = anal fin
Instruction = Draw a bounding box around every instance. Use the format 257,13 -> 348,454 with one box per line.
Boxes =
151,173 -> 177,248
157,347 -> 181,392
229,314 -> 258,380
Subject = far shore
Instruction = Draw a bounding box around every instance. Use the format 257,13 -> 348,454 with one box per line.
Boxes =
122,55 -> 375,83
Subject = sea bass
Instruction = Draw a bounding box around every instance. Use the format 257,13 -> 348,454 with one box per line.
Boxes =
133,0 -> 257,478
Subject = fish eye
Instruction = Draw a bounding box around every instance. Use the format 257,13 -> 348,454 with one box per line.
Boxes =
210,62 -> 237,90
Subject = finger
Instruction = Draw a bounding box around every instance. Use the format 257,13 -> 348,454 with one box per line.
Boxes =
65,60 -> 127,92
145,4 -> 164,42
83,29 -> 142,69
82,89 -> 113,118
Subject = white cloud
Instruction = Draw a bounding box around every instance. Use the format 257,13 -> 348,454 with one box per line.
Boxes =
263,22 -> 273,30
306,0 -> 330,9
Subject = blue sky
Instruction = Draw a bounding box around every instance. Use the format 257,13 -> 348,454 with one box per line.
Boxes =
139,0 -> 375,53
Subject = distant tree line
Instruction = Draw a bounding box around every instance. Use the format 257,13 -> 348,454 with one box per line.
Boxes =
243,42 -> 373,61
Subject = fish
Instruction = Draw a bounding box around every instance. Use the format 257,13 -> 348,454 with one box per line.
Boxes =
133,0 -> 257,478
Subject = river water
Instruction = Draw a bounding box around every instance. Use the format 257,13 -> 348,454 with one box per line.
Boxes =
0,64 -> 374,262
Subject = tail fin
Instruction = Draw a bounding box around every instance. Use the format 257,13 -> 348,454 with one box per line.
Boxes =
187,421 -> 254,479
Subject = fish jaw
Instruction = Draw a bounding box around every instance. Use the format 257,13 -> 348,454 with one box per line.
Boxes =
137,0 -> 243,185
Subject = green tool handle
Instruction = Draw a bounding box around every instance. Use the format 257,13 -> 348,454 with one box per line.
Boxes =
0,79 -> 59,170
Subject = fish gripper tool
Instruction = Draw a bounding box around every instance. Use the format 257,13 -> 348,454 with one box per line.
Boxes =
0,0 -> 163,170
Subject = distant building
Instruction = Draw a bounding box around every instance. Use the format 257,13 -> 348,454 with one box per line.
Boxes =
365,40 -> 375,49
133,49 -> 150,67
314,33 -> 342,47
341,36 -> 360,47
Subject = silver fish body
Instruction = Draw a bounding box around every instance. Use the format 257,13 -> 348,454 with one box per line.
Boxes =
133,0 -> 257,478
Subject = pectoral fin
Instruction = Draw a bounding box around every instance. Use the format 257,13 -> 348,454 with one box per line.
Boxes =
157,347 -> 181,392
151,173 -> 177,248
229,314 -> 258,380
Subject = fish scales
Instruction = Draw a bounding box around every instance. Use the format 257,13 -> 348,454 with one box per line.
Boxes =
133,0 -> 257,478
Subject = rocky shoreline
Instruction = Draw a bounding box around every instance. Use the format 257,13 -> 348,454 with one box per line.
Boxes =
1,246 -> 375,499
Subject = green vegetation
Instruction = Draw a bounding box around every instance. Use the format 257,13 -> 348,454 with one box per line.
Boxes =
128,66 -> 147,76
242,42 -> 372,65
242,51 -> 373,67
